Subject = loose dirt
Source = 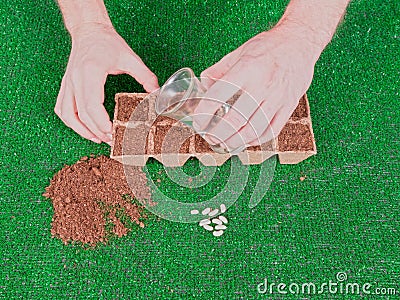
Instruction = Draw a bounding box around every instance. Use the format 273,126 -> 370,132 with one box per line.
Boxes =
43,155 -> 150,246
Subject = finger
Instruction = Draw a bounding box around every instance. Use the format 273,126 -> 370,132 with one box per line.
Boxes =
247,107 -> 288,146
63,92 -> 103,143
119,53 -> 159,92
200,50 -> 241,89
192,74 -> 242,133
73,70 -> 112,142
247,84 -> 303,146
57,82 -> 101,143
206,85 -> 266,147
221,86 -> 284,149
55,75 -> 67,117
223,102 -> 278,150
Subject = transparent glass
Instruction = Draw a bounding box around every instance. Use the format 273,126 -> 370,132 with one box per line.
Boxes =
155,67 -> 245,154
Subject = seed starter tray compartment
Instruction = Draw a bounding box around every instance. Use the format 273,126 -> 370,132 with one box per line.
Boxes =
111,93 -> 317,166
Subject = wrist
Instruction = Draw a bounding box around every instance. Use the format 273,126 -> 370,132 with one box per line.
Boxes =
274,18 -> 327,55
274,0 -> 350,55
271,19 -> 325,64
69,22 -> 115,39
58,0 -> 113,37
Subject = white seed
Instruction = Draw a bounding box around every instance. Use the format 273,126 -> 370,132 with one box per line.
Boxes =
199,219 -> 211,226
213,230 -> 224,237
212,218 -> 222,225
208,208 -> 219,217
202,207 -> 211,215
220,203 -> 226,213
215,224 -> 227,230
190,209 -> 199,215
218,216 -> 228,224
203,224 -> 213,231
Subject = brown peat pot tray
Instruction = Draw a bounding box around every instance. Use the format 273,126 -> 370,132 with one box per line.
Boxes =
111,93 -> 317,166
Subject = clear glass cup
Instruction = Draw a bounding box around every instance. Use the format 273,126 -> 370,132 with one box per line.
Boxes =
155,67 -> 246,154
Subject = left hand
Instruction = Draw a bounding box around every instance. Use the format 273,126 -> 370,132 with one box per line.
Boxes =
193,24 -> 322,151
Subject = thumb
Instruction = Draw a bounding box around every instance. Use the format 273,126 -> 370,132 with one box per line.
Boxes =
200,49 -> 241,89
120,54 -> 159,93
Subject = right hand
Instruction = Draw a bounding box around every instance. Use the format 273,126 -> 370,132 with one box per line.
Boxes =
55,23 -> 159,144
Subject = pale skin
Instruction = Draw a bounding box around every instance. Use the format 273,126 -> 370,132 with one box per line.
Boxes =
55,0 -> 351,149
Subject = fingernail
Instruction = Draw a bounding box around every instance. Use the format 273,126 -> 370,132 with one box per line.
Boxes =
106,133 -> 112,141
90,138 -> 101,144
106,141 -> 112,146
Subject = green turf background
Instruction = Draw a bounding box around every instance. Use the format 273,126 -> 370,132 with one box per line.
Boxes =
1,0 -> 399,299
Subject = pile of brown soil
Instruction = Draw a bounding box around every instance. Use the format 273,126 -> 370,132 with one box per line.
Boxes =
43,155 -> 150,246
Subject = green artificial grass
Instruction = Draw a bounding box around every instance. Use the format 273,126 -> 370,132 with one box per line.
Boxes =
1,0 -> 399,298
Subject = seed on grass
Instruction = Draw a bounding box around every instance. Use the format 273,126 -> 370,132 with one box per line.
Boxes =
220,203 -> 226,213
213,230 -> 224,237
215,224 -> 227,230
199,219 -> 211,226
208,209 -> 219,217
203,224 -> 213,231
202,207 -> 211,215
191,209 -> 199,215
212,218 -> 222,225
218,216 -> 228,224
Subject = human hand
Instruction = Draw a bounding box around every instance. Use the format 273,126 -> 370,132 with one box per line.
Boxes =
193,24 -> 322,151
55,24 -> 159,144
